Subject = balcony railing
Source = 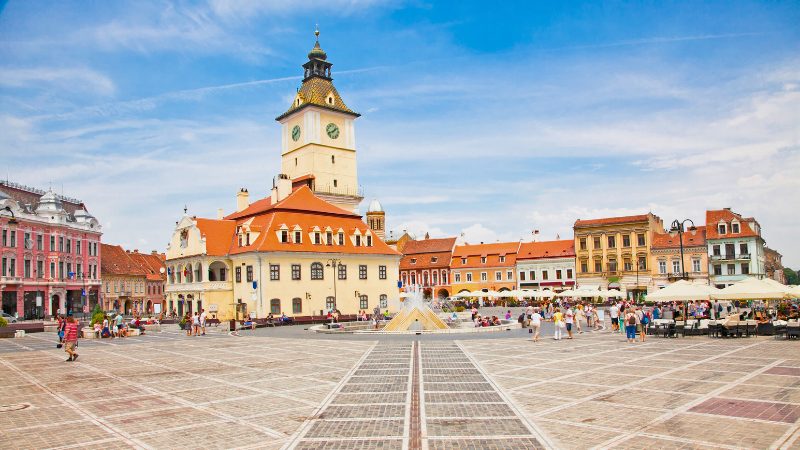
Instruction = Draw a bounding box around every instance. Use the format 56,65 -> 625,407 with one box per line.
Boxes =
711,253 -> 750,261
166,280 -> 232,292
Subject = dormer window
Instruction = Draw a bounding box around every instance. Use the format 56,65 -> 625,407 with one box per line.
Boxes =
461,257 -> 467,265
280,230 -> 289,243
480,257 -> 487,264
731,222 -> 740,233
314,232 -> 321,245
326,231 -> 333,245
499,256 -> 506,263
355,235 -> 362,246
410,258 -> 417,264
431,257 -> 438,263
294,231 -> 302,243
366,235 -> 372,246
338,232 -> 344,245
718,223 -> 727,234
326,92 -> 334,105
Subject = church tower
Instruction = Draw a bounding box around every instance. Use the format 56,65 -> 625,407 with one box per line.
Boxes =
366,199 -> 385,240
276,29 -> 362,212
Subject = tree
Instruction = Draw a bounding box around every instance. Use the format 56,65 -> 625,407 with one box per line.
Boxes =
784,268 -> 799,285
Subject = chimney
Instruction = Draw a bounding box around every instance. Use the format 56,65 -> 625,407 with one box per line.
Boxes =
151,250 -> 158,255
133,249 -> 139,253
236,188 -> 249,212
217,208 -> 224,220
274,174 -> 292,202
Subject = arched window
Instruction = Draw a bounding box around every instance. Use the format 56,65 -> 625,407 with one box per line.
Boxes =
169,267 -> 175,284
379,294 -> 388,308
359,295 -> 368,310
185,265 -> 193,283
270,298 -> 281,314
311,262 -> 324,280
194,263 -> 202,282
292,297 -> 302,314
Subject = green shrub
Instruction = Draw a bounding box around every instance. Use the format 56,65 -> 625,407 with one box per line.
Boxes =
0,316 -> 7,328
454,306 -> 465,312
91,312 -> 105,326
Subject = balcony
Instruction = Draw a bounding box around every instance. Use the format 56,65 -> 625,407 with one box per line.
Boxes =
0,275 -> 23,284
710,253 -> 750,261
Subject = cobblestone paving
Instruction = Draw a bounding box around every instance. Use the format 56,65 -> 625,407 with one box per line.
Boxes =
1,327 -> 800,449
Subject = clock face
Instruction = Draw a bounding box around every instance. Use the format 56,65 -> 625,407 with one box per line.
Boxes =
291,125 -> 301,142
326,123 -> 340,139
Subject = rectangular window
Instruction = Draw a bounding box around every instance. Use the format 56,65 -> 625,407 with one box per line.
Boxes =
359,296 -> 368,310
292,264 -> 301,280
1,229 -> 5,247
76,263 -> 82,278
59,262 -> 64,279
556,269 -> 562,279
355,235 -> 361,246
499,256 -> 505,263
480,256 -> 486,264
294,231 -> 301,243
622,235 -> 631,247
480,272 -> 487,282
338,264 -> 347,280
24,259 -> 31,278
246,265 -> 254,282
37,260 -> 43,278
36,234 -> 43,251
50,235 -> 55,251
638,257 -> 647,271
624,260 -> 632,271
714,264 -> 722,275
581,262 -> 588,273
739,243 -> 748,255
466,273 -> 472,282
24,232 -> 30,248
542,270 -> 549,280
732,223 -> 740,233
9,231 -> 16,247
741,263 -> 749,275
270,264 -> 280,281
718,224 -> 727,234
659,260 -> 667,274
594,261 -> 602,273
76,240 -> 81,255
607,236 -> 616,248
359,264 -> 367,280
380,295 -> 388,308
280,230 -> 289,243
519,271 -> 526,281
593,236 -> 601,249
454,273 -> 461,283
725,243 -> 735,257
579,238 -> 587,250
507,270 -> 513,280
379,265 -> 387,280
712,245 -> 721,256
637,233 -> 646,246
58,237 -> 63,252
235,267 -> 242,283
314,233 -> 321,245
338,232 -> 344,245
692,259 -> 701,273
326,232 -> 332,245
50,262 -> 55,279
293,298 -> 302,314
461,257 -> 467,265
1,257 -> 6,276
495,271 -> 501,281
727,264 -> 735,275
567,269 -> 573,279
672,260 -> 681,273
529,270 -> 535,280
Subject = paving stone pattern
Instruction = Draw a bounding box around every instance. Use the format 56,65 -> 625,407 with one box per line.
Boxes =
1,327 -> 800,449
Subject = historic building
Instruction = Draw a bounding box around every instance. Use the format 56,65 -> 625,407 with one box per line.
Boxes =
101,244 -> 147,314
764,247 -> 786,284
573,213 -> 663,299
706,208 -> 767,288
126,249 -> 166,314
515,240 -> 576,292
165,32 -> 400,320
450,242 -> 520,295
366,199 -> 386,240
650,226 -> 709,288
399,236 -> 457,299
0,181 -> 101,319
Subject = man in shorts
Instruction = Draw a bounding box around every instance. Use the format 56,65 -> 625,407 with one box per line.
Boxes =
63,315 -> 80,362
609,303 -> 620,332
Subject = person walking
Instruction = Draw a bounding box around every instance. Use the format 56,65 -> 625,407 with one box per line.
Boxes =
529,307 -> 542,342
609,303 -> 620,333
564,306 -> 575,339
199,308 -> 207,336
192,312 -> 200,336
575,305 -> 584,334
638,307 -> 649,342
63,315 -> 80,362
553,308 -> 564,340
624,309 -> 637,343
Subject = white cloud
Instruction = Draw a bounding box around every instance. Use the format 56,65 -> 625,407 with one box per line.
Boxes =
0,67 -> 115,95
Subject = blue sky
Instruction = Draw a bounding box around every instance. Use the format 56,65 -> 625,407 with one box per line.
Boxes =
1,1 -> 799,266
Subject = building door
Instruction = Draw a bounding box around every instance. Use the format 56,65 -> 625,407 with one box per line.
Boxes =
50,294 -> 60,317
2,292 -> 17,316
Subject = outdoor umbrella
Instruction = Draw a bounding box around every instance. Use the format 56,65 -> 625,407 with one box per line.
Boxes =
647,280 -> 717,302
712,278 -> 788,301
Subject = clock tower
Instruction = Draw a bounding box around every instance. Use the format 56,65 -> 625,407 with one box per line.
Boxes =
276,29 -> 362,212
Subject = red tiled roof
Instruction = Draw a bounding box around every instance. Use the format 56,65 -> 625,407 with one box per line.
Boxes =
400,251 -> 453,270
101,244 -> 147,276
651,226 -> 707,249
128,251 -> 166,281
705,209 -> 760,240
517,240 -> 575,260
197,187 -> 399,257
452,242 -> 520,257
574,214 -> 650,228
402,237 -> 457,255
451,242 -> 520,269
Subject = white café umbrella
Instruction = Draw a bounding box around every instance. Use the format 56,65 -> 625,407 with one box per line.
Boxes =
452,291 -> 472,299
599,288 -> 625,299
534,289 -> 556,299
398,292 -> 413,299
788,285 -> 800,298
712,278 -> 789,301
647,280 -> 717,302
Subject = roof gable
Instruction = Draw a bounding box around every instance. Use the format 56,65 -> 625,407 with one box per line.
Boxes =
517,240 -> 575,260
402,237 -> 457,255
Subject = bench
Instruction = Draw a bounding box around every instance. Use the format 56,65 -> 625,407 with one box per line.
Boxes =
206,318 -> 221,327
0,327 -> 17,339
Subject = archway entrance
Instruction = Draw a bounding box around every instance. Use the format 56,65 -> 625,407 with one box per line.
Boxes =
50,294 -> 60,317
146,300 -> 152,314
177,296 -> 184,316
124,300 -> 132,315
436,289 -> 450,299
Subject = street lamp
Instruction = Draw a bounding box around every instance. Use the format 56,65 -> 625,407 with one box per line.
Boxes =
670,219 -> 697,279
1,206 -> 18,228
326,258 -> 341,316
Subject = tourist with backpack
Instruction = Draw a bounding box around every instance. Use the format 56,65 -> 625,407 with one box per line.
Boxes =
624,310 -> 637,343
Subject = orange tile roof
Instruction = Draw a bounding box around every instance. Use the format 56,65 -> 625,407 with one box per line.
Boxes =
402,237 -> 457,255
276,76 -> 359,121
651,226 -> 707,249
452,241 -> 520,257
705,209 -> 760,240
517,240 -> 575,260
400,251 -> 453,270
451,242 -> 520,269
574,214 -> 650,227
197,187 -> 399,257
128,251 -> 166,281
195,218 -> 237,256
101,244 -> 147,276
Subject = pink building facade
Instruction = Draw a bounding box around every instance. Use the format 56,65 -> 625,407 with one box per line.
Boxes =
0,181 -> 102,319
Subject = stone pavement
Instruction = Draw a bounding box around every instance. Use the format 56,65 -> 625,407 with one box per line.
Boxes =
0,327 -> 799,449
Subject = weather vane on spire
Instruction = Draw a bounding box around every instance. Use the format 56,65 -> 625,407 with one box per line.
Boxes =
315,24 -> 319,41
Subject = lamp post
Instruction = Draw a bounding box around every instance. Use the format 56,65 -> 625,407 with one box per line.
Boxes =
1,206 -> 18,227
326,258 -> 341,316
671,218 -> 697,320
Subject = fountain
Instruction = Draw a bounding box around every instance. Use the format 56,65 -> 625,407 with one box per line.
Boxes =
383,285 -> 449,331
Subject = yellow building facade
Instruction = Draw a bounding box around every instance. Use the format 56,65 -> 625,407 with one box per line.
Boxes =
573,213 -> 664,299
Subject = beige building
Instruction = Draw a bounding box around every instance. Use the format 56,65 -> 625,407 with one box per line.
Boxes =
573,213 -> 664,299
165,32 -> 400,320
650,226 -> 709,288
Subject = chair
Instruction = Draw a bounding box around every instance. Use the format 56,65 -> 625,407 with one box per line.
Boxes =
745,320 -> 758,337
708,321 -> 721,338
788,323 -> 800,339
774,324 -> 788,339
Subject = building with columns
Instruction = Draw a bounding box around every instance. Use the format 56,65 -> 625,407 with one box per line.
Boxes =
0,181 -> 101,319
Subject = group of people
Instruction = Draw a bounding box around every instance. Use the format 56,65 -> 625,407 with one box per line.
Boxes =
608,301 -> 652,343
183,309 -> 209,336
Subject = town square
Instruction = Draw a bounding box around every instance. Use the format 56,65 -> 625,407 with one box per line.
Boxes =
1,1 -> 800,449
